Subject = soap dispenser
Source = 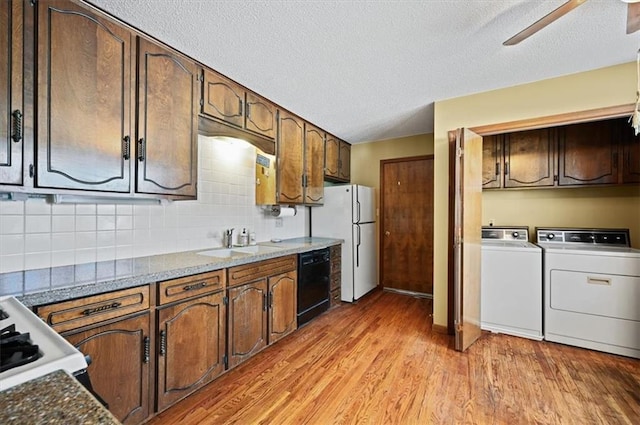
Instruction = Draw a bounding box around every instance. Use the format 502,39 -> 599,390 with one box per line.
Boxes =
239,228 -> 249,246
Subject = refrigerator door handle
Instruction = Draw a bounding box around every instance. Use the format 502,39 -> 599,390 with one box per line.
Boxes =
355,224 -> 361,267
356,199 -> 361,224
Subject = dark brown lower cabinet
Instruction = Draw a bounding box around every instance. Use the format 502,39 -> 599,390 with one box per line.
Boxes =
64,312 -> 151,425
268,271 -> 297,344
227,279 -> 268,369
156,291 -> 226,412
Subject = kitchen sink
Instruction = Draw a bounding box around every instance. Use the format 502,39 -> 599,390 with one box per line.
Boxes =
197,244 -> 284,258
197,248 -> 240,258
231,245 -> 284,254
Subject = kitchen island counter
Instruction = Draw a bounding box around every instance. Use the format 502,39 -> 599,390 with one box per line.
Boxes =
0,370 -> 120,425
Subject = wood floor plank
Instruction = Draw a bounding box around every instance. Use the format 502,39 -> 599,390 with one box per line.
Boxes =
148,290 -> 640,425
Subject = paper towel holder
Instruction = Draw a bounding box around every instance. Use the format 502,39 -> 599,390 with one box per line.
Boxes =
269,205 -> 297,217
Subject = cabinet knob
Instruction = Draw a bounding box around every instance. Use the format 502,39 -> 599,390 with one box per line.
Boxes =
385,231 -> 390,236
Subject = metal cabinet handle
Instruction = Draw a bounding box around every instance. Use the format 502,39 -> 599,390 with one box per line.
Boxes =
82,302 -> 121,316
263,293 -> 267,311
122,136 -> 130,160
246,102 -> 251,119
495,162 -> 500,176
238,98 -> 243,115
504,162 -> 510,175
137,138 -> 146,162
11,110 -> 22,143
183,281 -> 208,292
143,336 -> 150,363
159,330 -> 166,356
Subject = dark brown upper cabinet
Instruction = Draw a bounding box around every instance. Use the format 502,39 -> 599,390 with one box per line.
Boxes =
481,135 -> 502,189
136,37 -> 198,198
202,69 -> 276,140
558,120 -> 619,186
277,110 -> 305,204
325,134 -> 351,183
622,124 -> 640,183
504,128 -> 556,188
36,0 -> 133,192
1,0 -> 23,186
304,123 -> 325,204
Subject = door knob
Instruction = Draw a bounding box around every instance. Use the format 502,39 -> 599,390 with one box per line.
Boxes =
385,231 -> 390,236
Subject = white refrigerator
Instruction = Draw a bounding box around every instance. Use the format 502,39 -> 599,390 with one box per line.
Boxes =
311,185 -> 377,302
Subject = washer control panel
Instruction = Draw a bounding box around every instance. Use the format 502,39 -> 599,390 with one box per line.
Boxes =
536,228 -> 630,246
481,226 -> 529,241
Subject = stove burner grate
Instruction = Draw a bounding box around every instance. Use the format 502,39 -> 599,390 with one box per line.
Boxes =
1,324 -> 43,373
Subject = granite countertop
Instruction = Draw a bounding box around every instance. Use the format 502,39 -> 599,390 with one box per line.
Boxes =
0,370 -> 120,425
0,237 -> 342,307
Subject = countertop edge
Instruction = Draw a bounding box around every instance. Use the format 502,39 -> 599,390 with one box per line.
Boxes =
10,238 -> 343,307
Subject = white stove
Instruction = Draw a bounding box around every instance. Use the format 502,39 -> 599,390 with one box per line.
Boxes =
481,226 -> 543,340
537,228 -> 640,359
0,296 -> 88,391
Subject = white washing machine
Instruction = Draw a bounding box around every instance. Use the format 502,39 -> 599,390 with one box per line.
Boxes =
481,226 -> 543,340
537,228 -> 640,359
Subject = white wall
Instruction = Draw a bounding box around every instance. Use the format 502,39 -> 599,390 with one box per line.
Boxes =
0,136 -> 307,273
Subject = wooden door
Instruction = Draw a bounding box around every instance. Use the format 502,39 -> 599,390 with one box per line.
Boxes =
452,128 -> 482,352
622,123 -> 640,183
0,0 -> 23,186
481,135 -> 502,189
36,0 -> 132,192
277,111 -> 304,203
504,128 -> 555,188
201,69 -> 244,128
136,37 -> 198,197
268,270 -> 297,344
245,91 -> 276,139
304,123 -> 325,204
558,120 -> 619,186
157,292 -> 226,411
324,134 -> 340,179
228,279 -> 268,369
339,140 -> 351,181
64,312 -> 150,424
380,156 -> 434,295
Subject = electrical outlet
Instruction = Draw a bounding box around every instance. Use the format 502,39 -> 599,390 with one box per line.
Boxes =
275,217 -> 283,228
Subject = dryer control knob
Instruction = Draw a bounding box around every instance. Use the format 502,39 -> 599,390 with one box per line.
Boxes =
512,231 -> 519,239
547,233 -> 555,240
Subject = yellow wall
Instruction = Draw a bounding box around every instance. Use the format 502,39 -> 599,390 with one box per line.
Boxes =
433,61 -> 639,329
350,133 -> 434,189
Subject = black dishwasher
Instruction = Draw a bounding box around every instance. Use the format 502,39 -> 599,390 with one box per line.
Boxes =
297,248 -> 330,326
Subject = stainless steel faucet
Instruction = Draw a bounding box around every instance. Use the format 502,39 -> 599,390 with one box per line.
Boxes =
223,228 -> 234,248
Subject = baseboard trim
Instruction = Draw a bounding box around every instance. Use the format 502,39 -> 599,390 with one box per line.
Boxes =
383,287 -> 432,299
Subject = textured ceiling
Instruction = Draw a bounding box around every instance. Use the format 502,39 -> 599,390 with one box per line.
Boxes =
88,0 -> 639,144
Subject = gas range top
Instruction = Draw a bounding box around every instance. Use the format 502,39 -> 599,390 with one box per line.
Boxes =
0,296 -> 87,391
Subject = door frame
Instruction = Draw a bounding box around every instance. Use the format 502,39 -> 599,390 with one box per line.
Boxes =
445,103 -> 634,334
379,155 -> 434,293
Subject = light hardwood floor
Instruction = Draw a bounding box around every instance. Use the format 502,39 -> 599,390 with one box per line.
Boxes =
149,290 -> 640,425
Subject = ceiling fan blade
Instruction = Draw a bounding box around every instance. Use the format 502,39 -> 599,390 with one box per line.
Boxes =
503,0 -> 587,46
627,2 -> 640,34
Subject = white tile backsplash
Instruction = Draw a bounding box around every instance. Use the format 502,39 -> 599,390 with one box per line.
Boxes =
0,136 -> 307,273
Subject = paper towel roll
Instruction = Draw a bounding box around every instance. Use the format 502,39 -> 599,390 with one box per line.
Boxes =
272,206 -> 297,217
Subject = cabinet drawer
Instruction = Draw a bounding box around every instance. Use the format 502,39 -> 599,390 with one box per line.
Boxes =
228,255 -> 296,287
36,286 -> 149,333
158,270 -> 225,305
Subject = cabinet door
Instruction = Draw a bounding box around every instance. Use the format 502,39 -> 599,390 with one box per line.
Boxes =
558,120 -> 619,186
228,279 -> 268,369
339,140 -> 351,181
268,270 -> 297,344
304,123 -> 325,204
277,111 -> 304,203
245,91 -> 276,139
157,292 -> 226,411
64,313 -> 151,425
201,69 -> 244,128
622,126 -> 640,183
504,128 -> 555,188
0,0 -> 23,186
136,37 -> 198,197
482,135 -> 502,189
324,134 -> 340,179
36,0 -> 132,192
